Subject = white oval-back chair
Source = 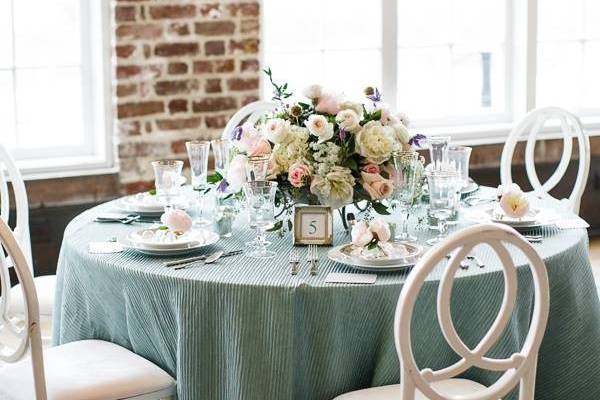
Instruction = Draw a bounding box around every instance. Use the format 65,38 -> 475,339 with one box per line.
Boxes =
0,144 -> 55,341
0,218 -> 177,399
221,100 -> 277,140
335,223 -> 550,400
500,107 -> 590,214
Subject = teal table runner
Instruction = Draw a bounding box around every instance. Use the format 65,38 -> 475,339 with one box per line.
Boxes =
53,189 -> 600,399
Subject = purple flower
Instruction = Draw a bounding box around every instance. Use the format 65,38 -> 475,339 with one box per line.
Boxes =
217,179 -> 229,193
338,128 -> 347,142
366,87 -> 381,103
408,134 -> 426,149
231,126 -> 243,141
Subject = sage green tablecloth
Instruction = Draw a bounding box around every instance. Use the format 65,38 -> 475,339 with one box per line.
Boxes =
53,190 -> 600,399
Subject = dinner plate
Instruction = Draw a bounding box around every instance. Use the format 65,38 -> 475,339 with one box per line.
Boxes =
116,193 -> 188,215
328,242 -> 424,272
118,232 -> 219,256
467,206 -> 555,230
127,228 -> 217,249
488,207 -> 540,226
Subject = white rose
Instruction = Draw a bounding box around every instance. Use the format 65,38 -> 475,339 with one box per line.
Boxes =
226,154 -> 248,193
302,84 -> 323,100
369,218 -> 391,243
335,109 -> 361,132
339,101 -> 363,117
351,220 -> 373,247
262,118 -> 289,144
305,114 -> 334,143
393,123 -> 410,145
500,190 -> 530,219
355,121 -> 395,164
497,183 -> 521,199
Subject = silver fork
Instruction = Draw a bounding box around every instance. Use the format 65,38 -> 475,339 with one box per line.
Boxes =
289,249 -> 300,275
308,245 -> 318,276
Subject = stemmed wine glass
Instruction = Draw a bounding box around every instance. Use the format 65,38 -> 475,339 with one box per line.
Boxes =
186,140 -> 211,226
390,150 -> 420,242
243,181 -> 277,259
210,139 -> 230,176
246,155 -> 270,181
426,169 -> 460,245
151,160 -> 183,213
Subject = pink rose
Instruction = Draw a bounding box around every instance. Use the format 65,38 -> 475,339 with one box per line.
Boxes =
288,162 -> 311,188
248,138 -> 272,157
351,220 -> 373,247
361,163 -> 380,174
369,218 -> 391,243
361,172 -> 394,200
161,209 -> 193,232
500,190 -> 530,218
314,93 -> 341,115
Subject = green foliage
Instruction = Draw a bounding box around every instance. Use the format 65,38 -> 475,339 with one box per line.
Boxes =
148,189 -> 156,195
207,171 -> 223,184
264,68 -> 293,103
372,201 -> 391,215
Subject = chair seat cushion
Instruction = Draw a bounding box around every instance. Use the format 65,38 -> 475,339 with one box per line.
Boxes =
0,340 -> 176,400
333,379 -> 488,400
10,274 -> 56,316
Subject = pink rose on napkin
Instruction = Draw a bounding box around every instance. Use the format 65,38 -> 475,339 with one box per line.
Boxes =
499,189 -> 530,218
161,209 -> 193,232
351,220 -> 374,247
288,162 -> 312,188
369,218 -> 391,243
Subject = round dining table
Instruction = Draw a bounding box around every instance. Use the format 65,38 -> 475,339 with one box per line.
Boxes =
53,188 -> 600,400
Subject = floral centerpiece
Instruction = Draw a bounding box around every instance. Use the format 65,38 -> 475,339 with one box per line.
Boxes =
211,69 -> 425,232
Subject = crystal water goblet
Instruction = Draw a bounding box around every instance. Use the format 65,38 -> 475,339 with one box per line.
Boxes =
243,181 -> 278,259
427,136 -> 450,171
210,139 -> 230,176
186,141 -> 211,226
426,169 -> 460,246
390,150 -> 420,242
246,155 -> 270,181
152,160 -> 184,213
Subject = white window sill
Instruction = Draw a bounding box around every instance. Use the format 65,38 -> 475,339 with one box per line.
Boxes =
17,155 -> 118,181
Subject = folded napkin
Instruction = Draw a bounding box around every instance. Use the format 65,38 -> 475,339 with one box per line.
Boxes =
555,218 -> 590,230
89,242 -> 124,254
325,272 -> 377,284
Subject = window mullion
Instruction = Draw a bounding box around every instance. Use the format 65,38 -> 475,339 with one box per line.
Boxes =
381,0 -> 397,110
526,0 -> 538,111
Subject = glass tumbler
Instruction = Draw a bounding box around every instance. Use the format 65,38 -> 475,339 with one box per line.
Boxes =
426,169 -> 460,246
447,145 -> 472,189
152,160 -> 184,213
246,155 -> 270,181
427,136 -> 450,171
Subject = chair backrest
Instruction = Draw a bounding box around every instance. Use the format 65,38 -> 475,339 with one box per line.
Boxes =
0,144 -> 33,270
221,101 -> 278,139
395,223 -> 549,400
500,107 -> 590,214
0,218 -> 47,399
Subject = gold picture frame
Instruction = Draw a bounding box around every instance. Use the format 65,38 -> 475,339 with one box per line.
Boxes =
293,205 -> 334,245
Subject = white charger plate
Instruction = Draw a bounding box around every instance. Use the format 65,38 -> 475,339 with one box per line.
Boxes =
328,242 -> 424,272
467,206 -> 556,230
118,232 -> 219,256
127,228 -> 216,250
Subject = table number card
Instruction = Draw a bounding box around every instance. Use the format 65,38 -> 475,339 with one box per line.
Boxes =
293,205 -> 333,245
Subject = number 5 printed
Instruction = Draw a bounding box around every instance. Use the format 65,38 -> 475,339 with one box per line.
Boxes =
308,219 -> 318,235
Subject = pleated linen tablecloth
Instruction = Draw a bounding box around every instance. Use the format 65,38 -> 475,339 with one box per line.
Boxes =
53,190 -> 600,400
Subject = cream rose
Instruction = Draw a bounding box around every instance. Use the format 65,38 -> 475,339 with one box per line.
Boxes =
393,123 -> 410,145
262,118 -> 289,144
305,114 -> 334,143
315,93 -> 341,115
361,171 -> 394,200
355,121 -> 396,164
339,101 -> 363,117
310,166 -> 354,208
226,154 -> 248,193
303,84 -> 323,100
500,189 -> 530,218
335,109 -> 361,132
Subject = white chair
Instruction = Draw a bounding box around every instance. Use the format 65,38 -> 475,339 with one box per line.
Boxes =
0,218 -> 177,400
221,100 -> 277,139
334,223 -> 550,400
500,107 -> 590,214
0,144 -> 55,342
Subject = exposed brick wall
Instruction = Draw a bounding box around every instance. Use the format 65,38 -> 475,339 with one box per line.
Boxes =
113,0 -> 261,192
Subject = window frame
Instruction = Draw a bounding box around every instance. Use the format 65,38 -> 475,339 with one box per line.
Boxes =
260,0 -> 600,145
3,0 -> 115,180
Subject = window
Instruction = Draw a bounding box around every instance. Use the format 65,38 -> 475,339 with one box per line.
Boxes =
0,0 -> 113,178
262,0 -> 600,143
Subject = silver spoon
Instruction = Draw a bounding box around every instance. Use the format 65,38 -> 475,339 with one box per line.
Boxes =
174,251 -> 223,270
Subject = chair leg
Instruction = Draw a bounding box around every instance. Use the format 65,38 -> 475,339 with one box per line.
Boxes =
519,359 -> 538,400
